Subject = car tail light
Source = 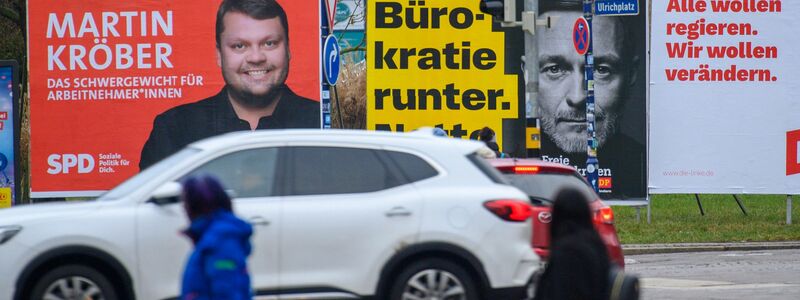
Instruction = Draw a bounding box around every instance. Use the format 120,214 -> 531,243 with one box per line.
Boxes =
513,166 -> 540,174
595,207 -> 614,224
496,165 -> 575,175
484,200 -> 532,222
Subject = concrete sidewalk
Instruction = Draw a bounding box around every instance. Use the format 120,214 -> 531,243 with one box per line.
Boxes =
623,241 -> 800,255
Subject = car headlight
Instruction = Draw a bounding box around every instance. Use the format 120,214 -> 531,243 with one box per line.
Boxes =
0,225 -> 22,245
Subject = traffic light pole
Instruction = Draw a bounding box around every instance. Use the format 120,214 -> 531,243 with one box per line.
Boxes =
481,0 -> 550,158
584,0 -> 600,193
524,0 -> 541,158
524,0 -> 540,120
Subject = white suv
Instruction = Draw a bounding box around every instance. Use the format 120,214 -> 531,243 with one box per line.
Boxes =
0,129 -> 539,300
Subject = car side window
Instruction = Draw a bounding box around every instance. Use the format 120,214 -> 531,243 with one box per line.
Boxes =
181,147 -> 280,198
384,150 -> 438,182
288,146 -> 403,196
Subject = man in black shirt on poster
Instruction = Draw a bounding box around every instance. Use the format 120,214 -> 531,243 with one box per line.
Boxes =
140,0 -> 319,170
535,0 -> 646,199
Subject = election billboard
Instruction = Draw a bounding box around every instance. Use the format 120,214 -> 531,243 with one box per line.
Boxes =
650,0 -> 799,194
0,61 -> 19,207
366,0 -> 522,149
28,0 -> 323,197
534,0 -> 649,200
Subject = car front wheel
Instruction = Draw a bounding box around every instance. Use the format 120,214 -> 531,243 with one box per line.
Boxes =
390,258 -> 479,300
30,264 -> 118,300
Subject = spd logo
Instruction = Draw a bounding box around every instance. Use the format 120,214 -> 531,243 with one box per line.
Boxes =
47,154 -> 95,174
788,130 -> 800,176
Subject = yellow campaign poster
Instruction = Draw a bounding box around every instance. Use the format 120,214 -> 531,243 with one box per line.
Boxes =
0,188 -> 11,208
367,0 -> 519,147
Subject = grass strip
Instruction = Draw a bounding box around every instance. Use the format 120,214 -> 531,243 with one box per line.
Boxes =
614,194 -> 800,244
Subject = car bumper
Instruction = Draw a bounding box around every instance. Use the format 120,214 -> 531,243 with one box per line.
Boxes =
488,285 -> 528,299
488,260 -> 543,300
0,240 -> 31,300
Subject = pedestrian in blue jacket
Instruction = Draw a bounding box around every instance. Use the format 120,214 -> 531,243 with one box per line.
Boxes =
181,174 -> 254,300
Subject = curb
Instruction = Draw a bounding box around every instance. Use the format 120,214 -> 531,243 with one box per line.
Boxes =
623,241 -> 800,255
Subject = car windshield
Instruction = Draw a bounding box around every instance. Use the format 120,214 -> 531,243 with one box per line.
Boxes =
468,153 -> 509,184
98,148 -> 200,201
503,173 -> 597,204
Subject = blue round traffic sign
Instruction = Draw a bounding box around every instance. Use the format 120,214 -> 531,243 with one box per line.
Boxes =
573,17 -> 590,56
323,35 -> 341,86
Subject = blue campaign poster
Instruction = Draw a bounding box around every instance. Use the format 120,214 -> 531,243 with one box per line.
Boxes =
0,62 -> 18,207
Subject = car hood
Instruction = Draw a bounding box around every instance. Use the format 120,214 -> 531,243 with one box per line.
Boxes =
0,201 -> 106,226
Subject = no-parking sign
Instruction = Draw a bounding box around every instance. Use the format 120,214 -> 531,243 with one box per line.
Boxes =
573,17 -> 590,55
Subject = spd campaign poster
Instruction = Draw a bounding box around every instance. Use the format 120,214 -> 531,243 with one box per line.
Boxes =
650,0 -> 800,194
366,0 -> 521,148
28,0 -> 322,197
534,0 -> 648,200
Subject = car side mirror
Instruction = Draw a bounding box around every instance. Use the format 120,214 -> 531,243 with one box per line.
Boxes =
149,181 -> 182,205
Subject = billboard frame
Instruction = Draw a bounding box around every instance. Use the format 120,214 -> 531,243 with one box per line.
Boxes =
26,1 -> 323,197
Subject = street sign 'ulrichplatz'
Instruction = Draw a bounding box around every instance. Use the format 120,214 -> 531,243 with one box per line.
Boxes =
594,0 -> 639,16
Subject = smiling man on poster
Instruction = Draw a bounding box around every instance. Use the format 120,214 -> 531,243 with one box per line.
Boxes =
140,0 -> 320,170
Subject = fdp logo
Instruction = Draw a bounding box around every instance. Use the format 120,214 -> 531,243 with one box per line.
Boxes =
599,177 -> 613,189
788,130 -> 800,176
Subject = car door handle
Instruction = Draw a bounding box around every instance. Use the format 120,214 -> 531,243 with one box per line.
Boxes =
385,207 -> 412,217
248,216 -> 271,226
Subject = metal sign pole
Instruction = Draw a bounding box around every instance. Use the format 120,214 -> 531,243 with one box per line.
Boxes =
333,84 -> 344,128
323,33 -> 341,128
584,0 -> 599,193
524,0 -> 541,159
788,195 -> 793,225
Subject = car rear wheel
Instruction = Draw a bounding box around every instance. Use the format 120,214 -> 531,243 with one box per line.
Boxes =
390,258 -> 479,300
30,264 -> 117,300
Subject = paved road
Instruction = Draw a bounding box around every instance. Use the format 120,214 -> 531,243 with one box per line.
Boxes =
626,249 -> 800,300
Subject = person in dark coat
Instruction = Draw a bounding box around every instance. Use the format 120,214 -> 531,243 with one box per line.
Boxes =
181,175 -> 254,300
478,127 -> 508,158
534,187 -> 610,300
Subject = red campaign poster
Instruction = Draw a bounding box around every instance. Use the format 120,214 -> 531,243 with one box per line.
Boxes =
28,0 -> 321,196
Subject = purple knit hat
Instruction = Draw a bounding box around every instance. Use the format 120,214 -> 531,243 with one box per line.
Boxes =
181,174 -> 233,221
